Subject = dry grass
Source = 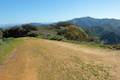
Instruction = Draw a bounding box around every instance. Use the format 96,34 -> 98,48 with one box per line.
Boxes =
0,37 -> 120,80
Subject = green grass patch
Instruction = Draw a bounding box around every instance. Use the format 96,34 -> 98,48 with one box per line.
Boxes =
63,40 -> 120,50
0,38 -> 23,63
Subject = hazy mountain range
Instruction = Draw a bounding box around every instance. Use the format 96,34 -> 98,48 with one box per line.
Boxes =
68,17 -> 120,44
30,17 -> 120,44
69,17 -> 120,27
1,17 -> 120,28
1,17 -> 120,44
68,17 -> 120,35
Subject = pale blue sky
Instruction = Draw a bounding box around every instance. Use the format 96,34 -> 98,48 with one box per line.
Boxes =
0,0 -> 120,24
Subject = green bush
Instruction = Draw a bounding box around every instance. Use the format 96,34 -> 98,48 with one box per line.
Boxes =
106,45 -> 120,50
0,30 -> 3,39
57,25 -> 88,41
27,31 -> 39,37
3,24 -> 38,38
45,34 -> 65,41
0,39 -> 3,45
113,45 -> 120,50
0,29 -> 4,45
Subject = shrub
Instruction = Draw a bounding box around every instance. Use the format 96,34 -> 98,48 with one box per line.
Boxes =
57,25 -> 88,41
44,34 -> 65,41
100,32 -> 120,44
0,29 -> 3,39
27,31 -> 39,37
21,24 -> 38,32
0,39 -> 3,45
107,45 -> 120,50
3,24 -> 38,38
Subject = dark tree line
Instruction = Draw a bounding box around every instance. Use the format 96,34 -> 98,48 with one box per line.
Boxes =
3,24 -> 38,38
0,28 -> 3,39
100,32 -> 120,44
1,22 -> 120,45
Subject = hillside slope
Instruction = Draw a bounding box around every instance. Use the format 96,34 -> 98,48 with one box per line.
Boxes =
0,38 -> 120,80
69,17 -> 120,44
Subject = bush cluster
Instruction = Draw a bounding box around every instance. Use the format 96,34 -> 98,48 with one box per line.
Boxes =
43,34 -> 65,41
3,24 -> 38,38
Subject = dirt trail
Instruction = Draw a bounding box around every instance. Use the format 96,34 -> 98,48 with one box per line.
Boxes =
0,38 -> 120,80
0,38 -> 38,80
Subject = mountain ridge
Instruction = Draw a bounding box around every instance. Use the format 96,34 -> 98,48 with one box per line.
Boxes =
1,17 -> 120,44
69,17 -> 120,28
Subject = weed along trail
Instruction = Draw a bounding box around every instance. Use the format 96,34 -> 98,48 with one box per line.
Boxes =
0,38 -> 120,80
0,38 -> 38,80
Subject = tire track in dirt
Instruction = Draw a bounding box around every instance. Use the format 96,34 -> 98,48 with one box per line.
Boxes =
0,38 -> 120,80
0,38 -> 38,80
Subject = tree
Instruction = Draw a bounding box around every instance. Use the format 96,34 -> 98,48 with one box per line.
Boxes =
52,22 -> 73,29
100,32 -> 120,44
3,26 -> 26,38
21,24 -> 37,32
56,24 -> 88,41
3,24 -> 38,38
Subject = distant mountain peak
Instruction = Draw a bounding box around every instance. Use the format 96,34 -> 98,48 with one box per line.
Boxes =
69,17 -> 120,27
81,16 -> 95,19
73,17 -> 95,20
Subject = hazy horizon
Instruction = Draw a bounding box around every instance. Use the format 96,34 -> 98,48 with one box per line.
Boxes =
1,16 -> 120,25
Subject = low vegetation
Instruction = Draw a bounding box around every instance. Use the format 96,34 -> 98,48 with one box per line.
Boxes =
0,29 -> 3,39
54,22 -> 88,41
3,24 -> 38,38
0,38 -> 23,63
0,22 -> 120,50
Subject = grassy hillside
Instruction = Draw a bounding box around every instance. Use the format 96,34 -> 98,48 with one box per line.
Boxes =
0,38 -> 23,63
0,37 -> 120,80
2,23 -> 90,41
